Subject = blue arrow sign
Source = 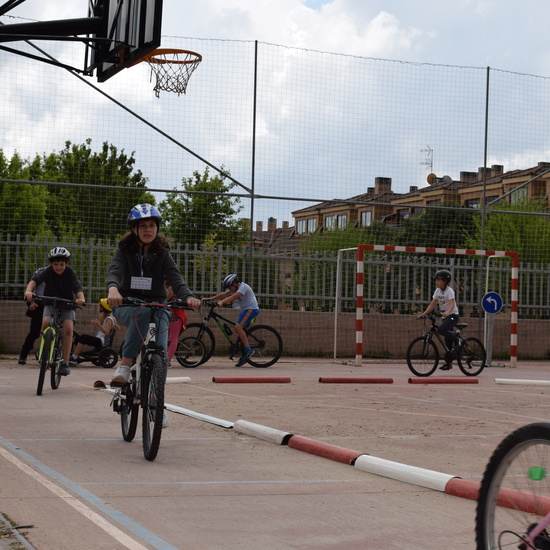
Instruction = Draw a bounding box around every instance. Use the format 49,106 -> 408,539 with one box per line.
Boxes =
482,292 -> 503,314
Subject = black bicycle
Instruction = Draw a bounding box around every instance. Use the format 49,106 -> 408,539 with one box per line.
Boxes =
175,300 -> 283,368
406,313 -> 486,377
111,297 -> 191,461
475,422 -> 550,549
33,295 -> 81,396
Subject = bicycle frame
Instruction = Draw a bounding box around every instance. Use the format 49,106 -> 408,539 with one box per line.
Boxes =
200,302 -> 247,344
421,314 -> 462,355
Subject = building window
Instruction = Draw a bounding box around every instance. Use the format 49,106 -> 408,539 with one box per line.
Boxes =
307,218 -> 317,233
465,198 -> 481,209
296,219 -> 307,234
427,199 -> 441,206
511,187 -> 527,203
325,215 -> 336,230
336,214 -> 347,228
360,211 -> 372,227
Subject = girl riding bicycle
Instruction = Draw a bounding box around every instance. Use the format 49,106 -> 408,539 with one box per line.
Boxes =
106,203 -> 200,388
417,269 -> 459,371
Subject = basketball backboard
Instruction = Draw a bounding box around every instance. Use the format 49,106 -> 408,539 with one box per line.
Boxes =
0,0 -> 162,82
86,0 -> 163,82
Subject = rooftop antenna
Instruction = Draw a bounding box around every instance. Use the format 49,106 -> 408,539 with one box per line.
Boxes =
420,145 -> 433,171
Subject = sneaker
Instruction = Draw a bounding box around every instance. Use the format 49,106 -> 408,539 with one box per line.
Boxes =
59,363 -> 71,376
68,355 -> 79,366
110,365 -> 131,387
439,363 -> 452,371
162,410 -> 169,428
236,349 -> 254,367
18,356 -> 27,365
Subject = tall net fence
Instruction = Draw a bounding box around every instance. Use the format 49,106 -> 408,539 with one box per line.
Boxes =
1,26 -> 550,360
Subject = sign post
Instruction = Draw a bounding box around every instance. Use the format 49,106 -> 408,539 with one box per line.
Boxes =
482,292 -> 504,367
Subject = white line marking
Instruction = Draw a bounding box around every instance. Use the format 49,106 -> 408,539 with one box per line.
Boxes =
0,446 -> 149,550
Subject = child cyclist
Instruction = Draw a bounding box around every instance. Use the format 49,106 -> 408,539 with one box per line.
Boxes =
106,203 -> 200,394
69,298 -> 118,364
206,274 -> 260,367
24,247 -> 86,376
417,269 -> 459,371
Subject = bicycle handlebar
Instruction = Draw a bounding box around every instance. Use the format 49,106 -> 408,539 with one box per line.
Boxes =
32,295 -> 84,309
118,296 -> 194,310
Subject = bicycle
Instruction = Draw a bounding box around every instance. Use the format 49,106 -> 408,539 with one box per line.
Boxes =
110,297 -> 191,461
406,312 -> 486,377
475,422 -> 550,549
33,295 -> 82,396
175,300 -> 283,368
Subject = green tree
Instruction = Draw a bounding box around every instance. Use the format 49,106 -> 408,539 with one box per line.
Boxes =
397,202 -> 479,249
299,222 -> 395,254
0,150 -> 51,236
160,167 -> 245,246
37,139 -> 153,239
465,198 -> 550,263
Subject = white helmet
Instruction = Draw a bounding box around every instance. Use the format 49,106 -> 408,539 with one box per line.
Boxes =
48,246 -> 71,261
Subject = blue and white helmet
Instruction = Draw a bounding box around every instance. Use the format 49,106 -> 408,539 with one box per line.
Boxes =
127,203 -> 162,227
223,273 -> 239,289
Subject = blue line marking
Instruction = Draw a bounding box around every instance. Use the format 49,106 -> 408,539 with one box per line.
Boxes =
0,435 -> 179,550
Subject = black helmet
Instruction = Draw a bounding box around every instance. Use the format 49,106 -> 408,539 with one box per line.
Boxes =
434,269 -> 452,284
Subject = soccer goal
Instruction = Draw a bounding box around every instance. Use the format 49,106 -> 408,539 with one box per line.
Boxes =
335,244 -> 518,367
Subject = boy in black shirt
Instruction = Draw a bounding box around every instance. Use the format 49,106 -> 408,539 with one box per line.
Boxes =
24,247 -> 85,376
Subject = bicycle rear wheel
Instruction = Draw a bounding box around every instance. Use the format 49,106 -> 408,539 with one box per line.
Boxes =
142,353 -> 166,461
246,325 -> 283,367
37,329 -> 54,396
178,323 -> 215,367
457,337 -> 486,376
50,335 -> 63,390
120,380 -> 139,442
406,337 -> 439,377
175,337 -> 205,367
475,422 -> 550,550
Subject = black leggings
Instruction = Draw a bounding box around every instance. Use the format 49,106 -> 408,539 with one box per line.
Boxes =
438,314 -> 460,350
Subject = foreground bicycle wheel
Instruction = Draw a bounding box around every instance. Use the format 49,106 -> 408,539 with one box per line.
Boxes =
120,380 -> 139,442
50,335 -> 63,390
476,422 -> 550,550
406,337 -> 439,377
37,330 -> 54,396
457,337 -> 486,376
179,323 -> 215,367
142,353 -> 166,461
175,336 -> 206,367
246,325 -> 283,367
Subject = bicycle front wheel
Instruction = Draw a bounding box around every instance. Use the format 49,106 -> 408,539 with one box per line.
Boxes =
120,381 -> 139,442
37,329 -> 54,396
175,337 -> 206,367
142,353 -> 166,461
406,337 -> 439,377
178,323 -> 215,367
475,422 -> 550,550
457,337 -> 486,377
246,325 -> 283,367
50,335 -> 63,390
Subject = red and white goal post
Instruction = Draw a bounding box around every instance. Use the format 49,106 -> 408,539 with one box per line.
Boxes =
354,244 -> 519,367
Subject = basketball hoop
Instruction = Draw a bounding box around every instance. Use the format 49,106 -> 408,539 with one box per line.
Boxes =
140,48 -> 202,97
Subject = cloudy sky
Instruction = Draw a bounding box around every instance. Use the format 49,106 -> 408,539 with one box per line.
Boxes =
4,0 -> 549,84
2,0 -> 550,226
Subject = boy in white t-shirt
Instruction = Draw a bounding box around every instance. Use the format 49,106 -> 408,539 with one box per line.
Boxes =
206,273 -> 260,367
417,269 -> 460,371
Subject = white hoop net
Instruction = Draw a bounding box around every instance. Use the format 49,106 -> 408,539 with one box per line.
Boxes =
145,49 -> 202,98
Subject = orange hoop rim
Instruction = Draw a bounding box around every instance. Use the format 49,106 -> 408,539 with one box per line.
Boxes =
140,48 -> 202,65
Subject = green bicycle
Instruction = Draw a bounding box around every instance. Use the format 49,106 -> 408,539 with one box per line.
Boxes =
33,295 -> 81,396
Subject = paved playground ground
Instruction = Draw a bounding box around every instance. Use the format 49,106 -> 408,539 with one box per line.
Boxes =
0,356 -> 548,549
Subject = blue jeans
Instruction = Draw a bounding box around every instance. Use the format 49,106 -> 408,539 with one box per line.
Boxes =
113,306 -> 171,362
